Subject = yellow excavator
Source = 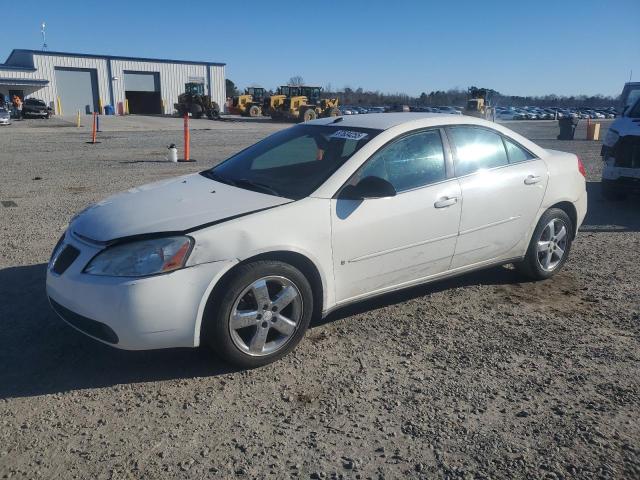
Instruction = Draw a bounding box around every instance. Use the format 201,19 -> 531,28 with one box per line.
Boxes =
229,87 -> 266,117
267,86 -> 340,122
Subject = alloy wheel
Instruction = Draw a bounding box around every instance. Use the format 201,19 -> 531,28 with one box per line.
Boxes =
229,276 -> 303,356
536,218 -> 569,272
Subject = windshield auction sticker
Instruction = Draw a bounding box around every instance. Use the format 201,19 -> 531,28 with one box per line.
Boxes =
330,130 -> 369,141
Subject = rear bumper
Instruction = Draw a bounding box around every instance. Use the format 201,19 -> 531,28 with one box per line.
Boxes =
575,185 -> 588,232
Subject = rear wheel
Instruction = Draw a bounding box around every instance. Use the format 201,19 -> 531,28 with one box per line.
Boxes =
516,208 -> 573,280
203,261 -> 313,368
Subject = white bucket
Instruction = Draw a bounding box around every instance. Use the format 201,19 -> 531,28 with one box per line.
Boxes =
167,144 -> 178,163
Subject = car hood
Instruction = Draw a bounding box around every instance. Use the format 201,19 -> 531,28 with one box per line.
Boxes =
71,173 -> 292,242
607,116 -> 640,139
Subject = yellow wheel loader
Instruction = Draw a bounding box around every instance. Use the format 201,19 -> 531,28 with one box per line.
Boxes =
229,87 -> 266,117
266,86 -> 340,122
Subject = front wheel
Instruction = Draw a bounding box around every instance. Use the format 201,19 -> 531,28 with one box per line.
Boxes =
203,261 -> 313,368
516,208 -> 573,280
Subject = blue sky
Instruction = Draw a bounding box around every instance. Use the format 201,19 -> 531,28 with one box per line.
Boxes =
2,0 -> 639,97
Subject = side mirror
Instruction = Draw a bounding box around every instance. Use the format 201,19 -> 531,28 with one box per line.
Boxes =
340,176 -> 396,200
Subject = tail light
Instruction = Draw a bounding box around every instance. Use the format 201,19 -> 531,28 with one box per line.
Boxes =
577,156 -> 586,177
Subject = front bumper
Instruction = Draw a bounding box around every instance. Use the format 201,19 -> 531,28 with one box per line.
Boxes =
46,232 -> 236,350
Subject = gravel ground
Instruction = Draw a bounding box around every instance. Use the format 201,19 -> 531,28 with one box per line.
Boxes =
0,116 -> 638,479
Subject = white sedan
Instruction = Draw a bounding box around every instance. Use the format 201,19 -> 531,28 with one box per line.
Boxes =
47,113 -> 588,367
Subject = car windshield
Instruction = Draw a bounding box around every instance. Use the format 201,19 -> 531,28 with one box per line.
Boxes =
629,99 -> 640,118
26,99 -> 45,106
202,124 -> 381,199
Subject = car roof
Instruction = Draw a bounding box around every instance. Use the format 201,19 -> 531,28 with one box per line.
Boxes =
306,112 -> 495,130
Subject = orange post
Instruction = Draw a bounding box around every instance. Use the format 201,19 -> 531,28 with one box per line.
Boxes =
91,112 -> 97,144
183,113 -> 190,161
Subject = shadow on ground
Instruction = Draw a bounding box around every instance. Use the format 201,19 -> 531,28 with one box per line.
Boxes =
581,181 -> 640,232
0,262 -> 527,399
0,263 -> 238,399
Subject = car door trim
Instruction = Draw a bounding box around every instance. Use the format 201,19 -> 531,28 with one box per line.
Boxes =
344,231 -> 459,264
459,215 -> 521,236
324,255 -> 526,315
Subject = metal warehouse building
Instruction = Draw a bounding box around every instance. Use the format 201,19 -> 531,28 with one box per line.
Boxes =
0,49 -> 225,115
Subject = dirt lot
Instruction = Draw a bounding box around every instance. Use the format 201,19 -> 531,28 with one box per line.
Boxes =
0,116 -> 638,479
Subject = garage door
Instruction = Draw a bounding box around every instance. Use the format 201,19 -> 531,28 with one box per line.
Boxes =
124,71 -> 161,114
54,67 -> 99,115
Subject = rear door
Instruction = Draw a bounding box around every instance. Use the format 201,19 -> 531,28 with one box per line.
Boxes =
330,129 -> 461,303
447,126 -> 548,268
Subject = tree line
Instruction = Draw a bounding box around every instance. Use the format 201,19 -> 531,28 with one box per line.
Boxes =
331,86 -> 619,108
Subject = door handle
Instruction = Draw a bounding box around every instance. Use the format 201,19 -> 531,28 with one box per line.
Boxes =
524,174 -> 542,185
434,196 -> 458,208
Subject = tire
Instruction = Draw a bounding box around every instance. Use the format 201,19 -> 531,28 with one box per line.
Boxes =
516,208 -> 573,280
248,105 -> 261,117
301,108 -> 317,122
202,260 -> 313,368
190,104 -> 203,118
601,181 -> 627,201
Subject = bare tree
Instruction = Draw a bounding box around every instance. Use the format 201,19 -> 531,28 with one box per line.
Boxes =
288,76 -> 304,86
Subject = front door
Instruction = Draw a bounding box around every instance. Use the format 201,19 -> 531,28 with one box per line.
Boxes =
446,126 -> 548,268
331,129 -> 461,303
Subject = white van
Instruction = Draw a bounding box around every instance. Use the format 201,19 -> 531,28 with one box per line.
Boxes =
600,83 -> 640,200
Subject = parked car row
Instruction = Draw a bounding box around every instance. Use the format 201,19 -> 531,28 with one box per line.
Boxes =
339,106 -> 385,115
338,104 -> 617,120
496,106 -> 617,121
412,106 -> 463,115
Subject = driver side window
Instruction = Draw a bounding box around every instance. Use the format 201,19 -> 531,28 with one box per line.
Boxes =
358,130 -> 446,192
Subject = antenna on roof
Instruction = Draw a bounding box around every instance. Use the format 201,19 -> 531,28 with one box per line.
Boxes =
41,22 -> 48,51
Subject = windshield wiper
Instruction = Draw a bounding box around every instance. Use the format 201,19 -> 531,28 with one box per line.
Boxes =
202,170 -> 237,187
233,178 -> 282,197
202,171 -> 282,197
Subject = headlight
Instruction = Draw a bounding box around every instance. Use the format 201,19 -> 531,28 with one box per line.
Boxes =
603,129 -> 619,147
84,236 -> 193,277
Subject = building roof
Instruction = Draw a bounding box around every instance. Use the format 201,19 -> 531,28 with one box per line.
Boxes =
4,49 -> 226,67
0,78 -> 49,86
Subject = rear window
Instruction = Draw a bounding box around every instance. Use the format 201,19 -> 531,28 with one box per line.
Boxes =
504,137 -> 535,163
448,126 -> 509,176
